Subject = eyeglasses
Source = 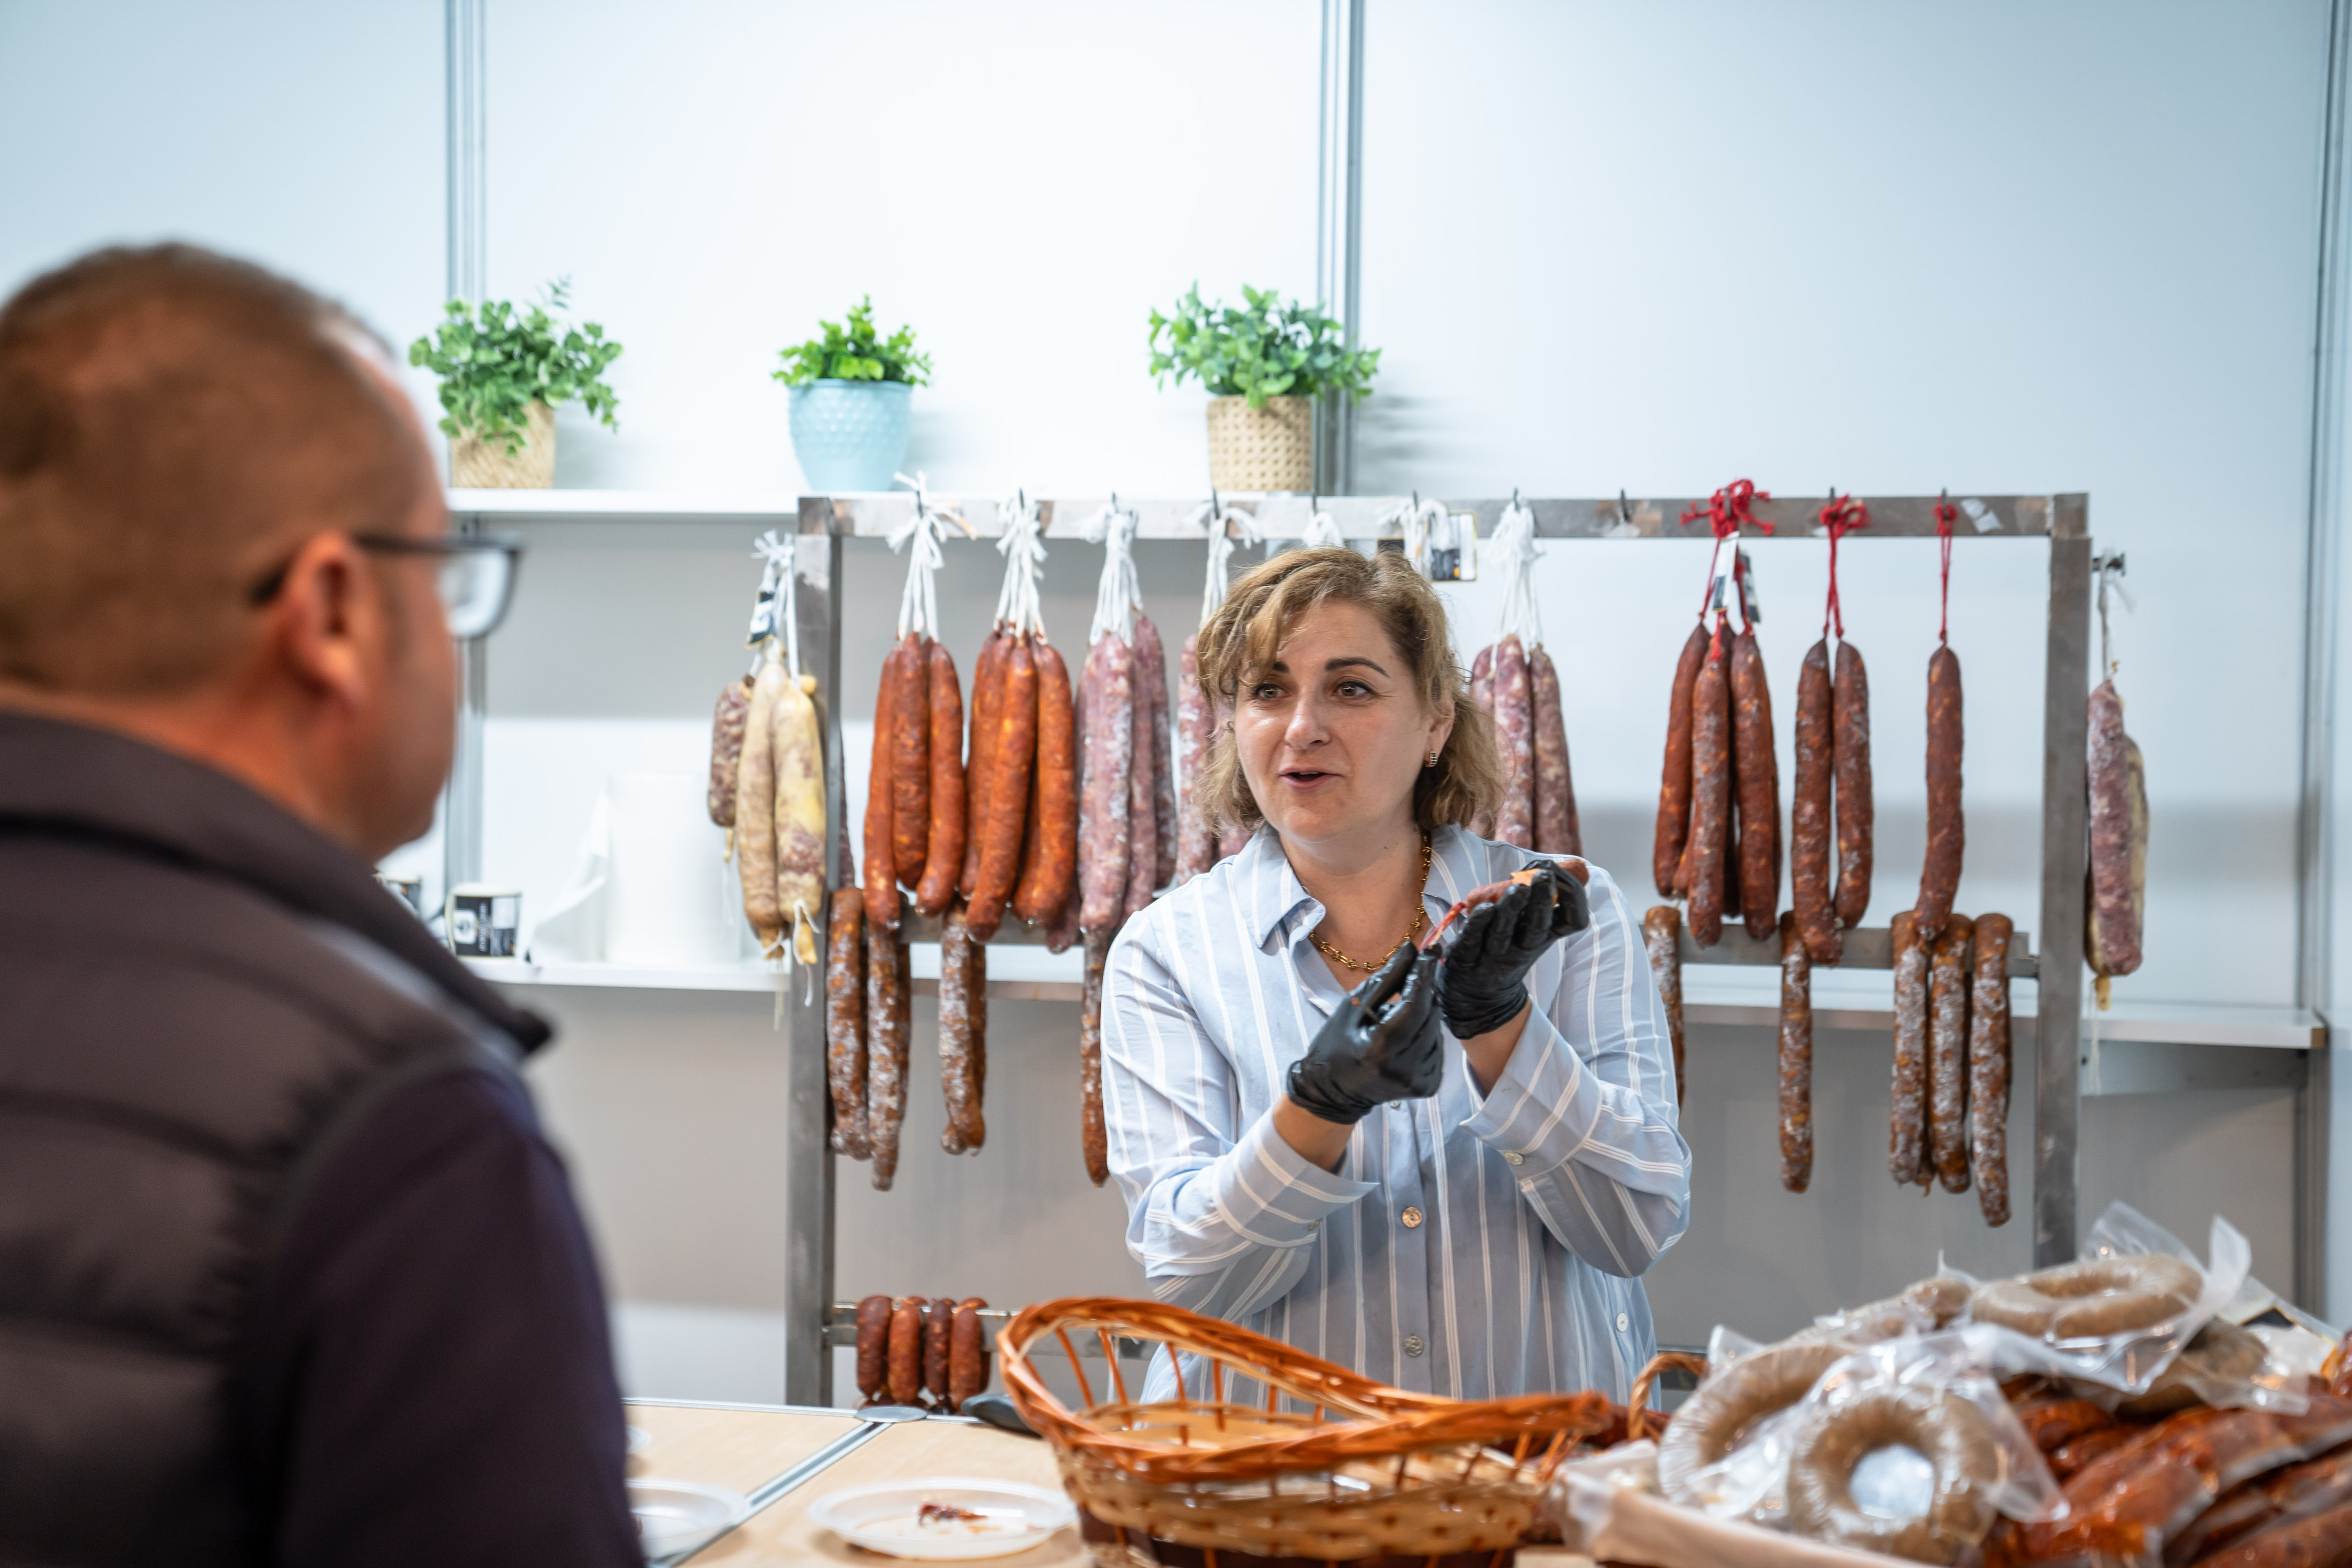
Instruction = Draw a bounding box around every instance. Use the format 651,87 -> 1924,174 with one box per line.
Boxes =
246,533 -> 524,640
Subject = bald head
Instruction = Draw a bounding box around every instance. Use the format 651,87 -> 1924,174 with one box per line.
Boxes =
0,244 -> 428,695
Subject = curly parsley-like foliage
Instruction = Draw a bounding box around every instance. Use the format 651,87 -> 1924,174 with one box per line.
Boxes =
773,296 -> 931,388
407,279 -> 621,455
1147,284 -> 1379,408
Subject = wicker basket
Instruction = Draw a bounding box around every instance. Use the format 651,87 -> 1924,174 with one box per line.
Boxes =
1205,395 -> 1312,493
449,399 -> 555,488
1001,1297 -> 1621,1565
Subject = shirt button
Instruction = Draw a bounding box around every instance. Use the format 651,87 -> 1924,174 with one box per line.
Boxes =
1403,1335 -> 1425,1357
1400,1207 -> 1424,1229
1503,1151 -> 1525,1167
1616,1312 -> 1631,1333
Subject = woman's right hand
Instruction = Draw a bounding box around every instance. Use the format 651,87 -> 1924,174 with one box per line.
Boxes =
1284,941 -> 1444,1126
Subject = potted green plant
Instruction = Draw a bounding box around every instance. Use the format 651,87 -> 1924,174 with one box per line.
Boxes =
409,279 -> 622,489
773,297 -> 931,492
1148,285 -> 1379,493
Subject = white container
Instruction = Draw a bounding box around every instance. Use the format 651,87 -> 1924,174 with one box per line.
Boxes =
604,773 -> 735,968
629,1477 -> 749,1560
809,1477 -> 1077,1561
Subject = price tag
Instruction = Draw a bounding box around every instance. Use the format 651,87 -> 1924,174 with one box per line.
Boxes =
1428,511 -> 1479,581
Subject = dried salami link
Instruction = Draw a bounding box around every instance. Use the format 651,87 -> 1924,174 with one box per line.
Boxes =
949,1298 -> 988,1412
969,638 -> 1035,941
1832,641 -> 1874,928
1011,636 -> 1077,928
913,641 -> 965,917
925,1296 -> 954,1406
1136,614 -> 1177,890
1720,691 -> 1743,923
1175,631 -> 1218,880
864,637 -> 910,931
1915,644 -> 1965,930
887,1296 -> 925,1405
854,1293 -> 891,1404
1654,623 -> 1709,896
1778,910 -> 1812,1192
1078,635 -> 1135,932
736,651 -> 790,952
960,630 -> 1011,898
1643,906 -> 1686,1109
1684,628 -> 1732,947
1531,644 -> 1580,856
771,670 -> 826,965
1495,635 -> 1536,848
826,886 -> 870,1160
890,632 -> 931,888
1730,629 -> 1780,940
1791,639 -> 1841,964
1123,631 -> 1160,923
1470,644 -> 1498,840
1928,914 -> 1974,1193
963,930 -> 987,1152
939,901 -> 975,1156
708,677 -> 751,827
2086,678 -> 2147,985
1889,910 -> 1929,1187
1079,924 -> 1112,1185
1970,913 -> 2013,1226
865,924 -> 911,1191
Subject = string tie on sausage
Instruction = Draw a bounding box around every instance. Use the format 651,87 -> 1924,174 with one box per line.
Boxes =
1932,491 -> 1958,645
1376,493 -> 1448,579
889,471 -> 967,642
1492,495 -> 1543,648
1078,495 -> 1143,646
1190,494 -> 1262,625
993,489 -> 1050,640
751,529 -> 801,681
1817,492 -> 1870,642
1684,479 -> 1773,620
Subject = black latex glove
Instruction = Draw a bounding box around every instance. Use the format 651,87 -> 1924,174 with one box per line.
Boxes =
1285,941 -> 1445,1125
1437,860 -> 1590,1040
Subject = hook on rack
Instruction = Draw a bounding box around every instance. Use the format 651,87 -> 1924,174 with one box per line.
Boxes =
1617,490 -> 1633,528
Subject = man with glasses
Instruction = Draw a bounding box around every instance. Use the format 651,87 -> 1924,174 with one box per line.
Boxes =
0,245 -> 636,1565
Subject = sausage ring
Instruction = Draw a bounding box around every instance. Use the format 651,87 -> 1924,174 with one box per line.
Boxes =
1786,1384 -> 2002,1563
1657,1341 -> 1846,1508
1969,1253 -> 2202,1340
2115,1318 -> 2268,1417
1800,1275 -> 1974,1349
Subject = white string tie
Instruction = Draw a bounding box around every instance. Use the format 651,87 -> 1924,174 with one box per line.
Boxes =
1493,497 -> 1542,648
994,489 -> 1049,639
888,471 -> 967,642
1189,496 -> 1261,625
1079,494 -> 1142,646
750,529 -> 799,679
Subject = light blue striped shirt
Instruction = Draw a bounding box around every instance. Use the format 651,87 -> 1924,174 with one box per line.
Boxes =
1101,824 -> 1690,1405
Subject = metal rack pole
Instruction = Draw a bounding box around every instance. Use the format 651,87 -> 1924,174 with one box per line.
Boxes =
2035,504 -> 2093,1268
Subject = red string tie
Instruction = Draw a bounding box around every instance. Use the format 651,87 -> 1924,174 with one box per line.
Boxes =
1681,479 -> 1774,621
1931,492 -> 1958,644
1818,493 -> 1871,641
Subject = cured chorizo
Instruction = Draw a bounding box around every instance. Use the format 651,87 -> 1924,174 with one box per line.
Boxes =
890,632 -> 931,887
887,1296 -> 926,1405
1779,910 -> 1812,1193
1470,644 -> 1498,840
1175,632 -> 1218,880
959,630 -> 1010,899
826,886 -> 870,1160
1530,645 -> 1581,856
864,923 -> 911,1191
1729,629 -> 1780,940
1915,644 -> 1964,931
1654,623 -> 1709,897
1124,631 -> 1160,923
2086,678 -> 2148,1007
736,648 -> 790,954
912,642 -> 964,918
1643,906 -> 1686,1110
1970,913 -> 2013,1226
939,901 -> 977,1156
1832,641 -> 1873,928
772,671 -> 826,964
1136,614 -> 1178,891
864,637 -> 911,931
1078,635 -> 1135,932
1684,628 -> 1732,947
854,1293 -> 891,1404
1791,638 -> 1840,963
925,1296 -> 954,1405
949,1297 -> 989,1412
1720,691 -> 1743,923
2166,1440 -> 2352,1562
1494,635 -> 1536,848
1012,636 -> 1077,929
1079,925 -> 1112,1185
708,677 -> 750,828
965,928 -> 987,1152
968,638 -> 1035,940
1928,914 -> 1974,1194
1889,910 -> 1929,1187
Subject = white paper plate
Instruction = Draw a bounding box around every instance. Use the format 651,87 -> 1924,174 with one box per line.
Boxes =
630,1477 -> 750,1561
809,1477 -> 1076,1561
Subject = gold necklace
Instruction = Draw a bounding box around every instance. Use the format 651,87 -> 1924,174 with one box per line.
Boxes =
1310,836 -> 1435,973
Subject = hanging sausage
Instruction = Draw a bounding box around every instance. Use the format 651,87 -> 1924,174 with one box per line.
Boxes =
1793,493 -> 1871,965
1176,497 -> 1259,881
1914,495 -> 1966,931
2086,557 -> 2147,1009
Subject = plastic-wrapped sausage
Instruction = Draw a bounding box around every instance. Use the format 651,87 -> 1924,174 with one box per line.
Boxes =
967,638 -> 1035,941
1494,635 -> 1536,848
1011,636 -> 1077,930
887,1296 -> 926,1405
1889,910 -> 1929,1188
1123,624 -> 1161,923
1470,644 -> 1498,840
1970,913 -> 2013,1226
1136,614 -> 1177,891
708,677 -> 751,828
949,1297 -> 989,1412
1530,645 -> 1581,856
771,671 -> 825,964
1915,645 -> 1965,931
1729,629 -> 1780,941
924,1296 -> 954,1406
939,901 -> 977,1157
1079,925 -> 1112,1185
1791,639 -> 1841,964
864,924 -> 910,1191
1655,623 -> 1710,896
736,648 -> 791,954
1077,635 -> 1135,932
864,638 -> 913,932
1643,906 -> 1686,1110
826,887 -> 870,1160
1928,914 -> 1974,1194
2167,1440 -> 2352,1563
1833,641 -> 1874,928
1684,628 -> 1732,947
959,630 -> 1010,900
2086,679 -> 2148,1007
890,633 -> 931,890
1778,910 -> 1812,1193
854,1293 -> 891,1404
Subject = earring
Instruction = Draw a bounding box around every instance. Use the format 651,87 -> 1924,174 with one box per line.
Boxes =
1425,750 -> 1438,767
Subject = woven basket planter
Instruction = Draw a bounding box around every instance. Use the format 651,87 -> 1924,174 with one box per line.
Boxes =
449,399 -> 556,488
1205,395 -> 1312,493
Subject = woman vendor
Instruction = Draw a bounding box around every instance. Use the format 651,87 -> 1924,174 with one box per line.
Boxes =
1100,547 -> 1690,1403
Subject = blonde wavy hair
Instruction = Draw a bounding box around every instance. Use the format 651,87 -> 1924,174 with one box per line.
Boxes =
1192,546 -> 1502,838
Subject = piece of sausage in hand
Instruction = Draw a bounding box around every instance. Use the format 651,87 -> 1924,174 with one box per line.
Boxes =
1435,860 -> 1587,1041
1286,941 -> 1444,1124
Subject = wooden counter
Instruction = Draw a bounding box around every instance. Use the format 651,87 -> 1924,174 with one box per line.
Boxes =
626,1401 -> 864,1497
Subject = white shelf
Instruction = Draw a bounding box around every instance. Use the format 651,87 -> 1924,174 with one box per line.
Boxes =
464,939 -> 1087,998
447,488 -> 801,521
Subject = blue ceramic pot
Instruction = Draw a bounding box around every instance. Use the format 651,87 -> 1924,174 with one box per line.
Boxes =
788,379 -> 913,492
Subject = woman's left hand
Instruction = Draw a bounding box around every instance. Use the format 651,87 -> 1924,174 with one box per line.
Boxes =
1437,860 -> 1590,1041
